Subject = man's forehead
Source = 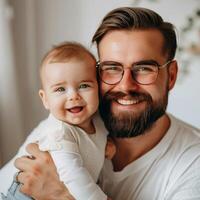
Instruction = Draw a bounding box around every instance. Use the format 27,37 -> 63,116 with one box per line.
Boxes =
97,29 -> 165,62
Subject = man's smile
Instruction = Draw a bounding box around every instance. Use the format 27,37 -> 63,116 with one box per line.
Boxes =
117,99 -> 140,105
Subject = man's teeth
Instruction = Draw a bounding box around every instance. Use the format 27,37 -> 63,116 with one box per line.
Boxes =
117,99 -> 138,105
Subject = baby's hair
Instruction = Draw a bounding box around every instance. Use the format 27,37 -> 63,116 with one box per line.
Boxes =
40,41 -> 96,84
41,41 -> 96,69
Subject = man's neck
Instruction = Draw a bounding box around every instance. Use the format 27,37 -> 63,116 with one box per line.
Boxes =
111,114 -> 171,171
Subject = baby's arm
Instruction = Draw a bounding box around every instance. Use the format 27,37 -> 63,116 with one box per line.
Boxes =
39,129 -> 107,200
14,144 -> 112,200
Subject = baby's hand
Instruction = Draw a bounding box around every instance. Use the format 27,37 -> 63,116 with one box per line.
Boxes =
105,137 -> 116,160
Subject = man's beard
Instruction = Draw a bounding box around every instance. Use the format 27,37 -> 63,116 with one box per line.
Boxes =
99,90 -> 168,138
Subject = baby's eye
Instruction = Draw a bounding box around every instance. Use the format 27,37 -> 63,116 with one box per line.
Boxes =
55,87 -> 65,92
79,84 -> 90,89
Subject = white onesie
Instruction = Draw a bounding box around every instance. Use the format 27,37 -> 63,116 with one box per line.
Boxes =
0,113 -> 108,200
36,113 -> 108,200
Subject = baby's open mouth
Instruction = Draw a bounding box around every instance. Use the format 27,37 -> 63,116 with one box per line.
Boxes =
67,106 -> 83,113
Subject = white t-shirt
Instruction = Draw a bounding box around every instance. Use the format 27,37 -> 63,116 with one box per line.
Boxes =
99,114 -> 200,200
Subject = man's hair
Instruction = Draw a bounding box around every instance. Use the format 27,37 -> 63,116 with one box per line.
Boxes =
92,7 -> 177,60
41,41 -> 96,68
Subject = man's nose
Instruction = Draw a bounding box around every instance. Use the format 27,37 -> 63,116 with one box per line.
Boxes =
117,69 -> 139,92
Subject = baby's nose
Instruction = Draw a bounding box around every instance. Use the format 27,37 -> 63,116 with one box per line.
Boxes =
66,88 -> 81,101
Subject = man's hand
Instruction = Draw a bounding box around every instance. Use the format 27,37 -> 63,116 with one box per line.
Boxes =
14,143 -> 75,200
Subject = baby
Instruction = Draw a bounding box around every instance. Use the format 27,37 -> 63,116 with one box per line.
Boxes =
2,42 -> 115,200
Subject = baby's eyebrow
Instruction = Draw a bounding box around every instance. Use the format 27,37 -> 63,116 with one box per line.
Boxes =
80,80 -> 94,83
50,81 -> 66,88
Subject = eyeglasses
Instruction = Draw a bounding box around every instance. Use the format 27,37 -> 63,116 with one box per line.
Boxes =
96,60 -> 172,85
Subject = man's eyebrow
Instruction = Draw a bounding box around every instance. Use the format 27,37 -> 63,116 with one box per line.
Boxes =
134,59 -> 159,65
100,60 -> 160,66
100,61 -> 122,65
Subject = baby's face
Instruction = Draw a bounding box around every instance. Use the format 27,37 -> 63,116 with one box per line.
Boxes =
39,56 -> 99,127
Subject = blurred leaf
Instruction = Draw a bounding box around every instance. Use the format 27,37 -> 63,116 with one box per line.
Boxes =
196,9 -> 200,17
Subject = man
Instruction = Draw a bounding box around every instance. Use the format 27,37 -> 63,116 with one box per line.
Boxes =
2,7 -> 200,200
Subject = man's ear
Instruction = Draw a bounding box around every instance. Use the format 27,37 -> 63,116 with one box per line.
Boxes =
39,89 -> 49,110
168,60 -> 178,90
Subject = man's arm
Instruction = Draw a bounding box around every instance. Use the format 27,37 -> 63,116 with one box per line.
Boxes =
14,143 -> 75,200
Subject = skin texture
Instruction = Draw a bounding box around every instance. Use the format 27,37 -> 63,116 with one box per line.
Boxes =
39,55 -> 99,133
15,29 -> 178,199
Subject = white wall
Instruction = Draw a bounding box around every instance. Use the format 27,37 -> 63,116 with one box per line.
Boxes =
33,0 -> 135,57
1,0 -> 199,165
0,0 -> 24,166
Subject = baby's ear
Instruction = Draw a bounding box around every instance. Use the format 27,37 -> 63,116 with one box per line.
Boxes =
39,89 -> 49,110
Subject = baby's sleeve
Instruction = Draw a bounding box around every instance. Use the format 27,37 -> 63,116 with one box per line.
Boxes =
38,128 -> 107,200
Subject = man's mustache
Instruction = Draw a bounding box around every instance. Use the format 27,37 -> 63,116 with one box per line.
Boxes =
101,91 -> 152,103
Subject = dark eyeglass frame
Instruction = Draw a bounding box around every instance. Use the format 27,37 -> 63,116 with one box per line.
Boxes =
96,60 -> 172,85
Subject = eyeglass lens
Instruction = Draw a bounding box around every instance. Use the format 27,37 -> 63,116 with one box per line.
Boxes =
99,63 -> 159,85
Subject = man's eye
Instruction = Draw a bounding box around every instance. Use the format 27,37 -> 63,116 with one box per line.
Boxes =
79,84 -> 90,89
103,65 -> 122,73
134,65 -> 157,73
55,87 -> 65,92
